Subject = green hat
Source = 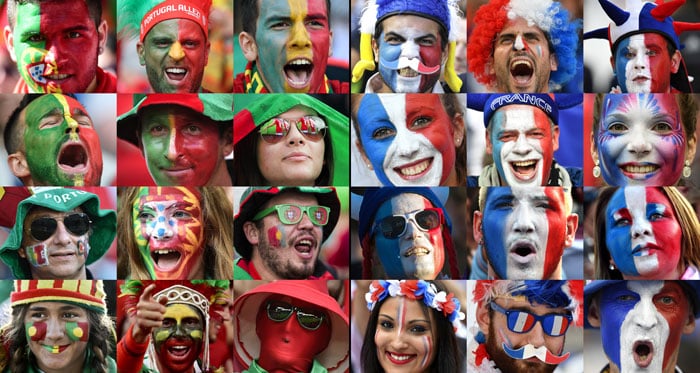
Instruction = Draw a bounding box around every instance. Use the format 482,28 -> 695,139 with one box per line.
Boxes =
234,187 -> 340,260
117,93 -> 234,147
0,188 -> 116,278
233,94 -> 349,185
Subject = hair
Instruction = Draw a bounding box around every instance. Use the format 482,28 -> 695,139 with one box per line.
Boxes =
117,187 -> 234,280
478,186 -> 574,215
238,0 -> 332,38
2,303 -> 114,373
7,0 -> 103,30
373,15 -> 449,51
351,94 -> 467,185
3,94 -> 43,155
593,186 -> 700,279
360,280 -> 463,373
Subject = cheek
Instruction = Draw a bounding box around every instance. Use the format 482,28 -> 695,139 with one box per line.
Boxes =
186,136 -> 221,163
26,321 -> 47,341
66,321 -> 89,342
419,44 -> 443,67
378,40 -> 402,62
267,225 -> 286,247
419,335 -> 433,368
310,31 -> 330,65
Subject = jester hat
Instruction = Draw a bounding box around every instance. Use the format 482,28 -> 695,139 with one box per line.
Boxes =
353,0 -> 464,92
233,94 -> 349,185
232,280 -> 349,373
234,187 -> 341,260
358,187 -> 460,279
584,0 -> 700,93
12,280 -> 107,314
118,0 -> 212,42
0,188 -> 116,279
467,0 -> 581,91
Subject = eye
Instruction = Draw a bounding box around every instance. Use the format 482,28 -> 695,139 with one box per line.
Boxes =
138,211 -> 155,221
648,212 -> 665,221
379,320 -> 394,330
182,40 -> 198,48
67,31 -> 82,39
613,217 -> 631,227
607,122 -> 628,133
498,133 -> 517,142
418,37 -> 434,46
617,294 -> 637,302
38,116 -> 63,129
172,210 -> 192,219
646,49 -> 657,57
651,122 -> 673,134
372,127 -> 396,140
148,125 -> 168,136
657,296 -> 675,305
498,36 -> 514,45
25,33 -> 44,43
410,116 -> 432,129
62,312 -> 78,319
183,124 -> 202,135
183,317 -> 200,327
409,325 -> 428,334
270,21 -> 290,29
385,35 -> 404,44
528,130 -> 545,139
30,312 -> 47,319
624,50 -> 636,59
307,20 -> 326,29
161,319 -> 175,328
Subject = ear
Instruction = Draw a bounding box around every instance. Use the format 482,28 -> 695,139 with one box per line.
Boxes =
97,20 -> 108,55
487,56 -> 495,76
551,125 -> 560,152
137,42 -> 145,66
564,213 -> 579,247
475,299 -> 491,334
7,152 -> 30,179
682,309 -> 696,334
355,138 -> 373,170
670,50 -> 682,73
4,25 -> 16,62
221,126 -> 233,157
451,112 -> 465,147
685,132 -> 697,164
473,210 -> 483,244
485,130 -> 493,155
587,298 -> 602,328
242,221 -> 260,245
610,55 -> 614,70
590,130 -> 599,164
205,41 -> 211,66
549,53 -> 558,72
18,247 -> 26,259
371,38 -> 379,64
239,32 -> 258,62
328,29 -> 333,56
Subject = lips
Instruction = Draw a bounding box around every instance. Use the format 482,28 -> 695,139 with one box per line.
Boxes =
284,58 -> 313,89
48,250 -> 78,262
292,236 -> 317,259
151,248 -> 183,271
386,351 -> 416,365
620,163 -> 659,179
283,152 -> 311,162
510,58 -> 534,86
631,243 -> 660,257
165,67 -> 188,81
57,142 -> 89,173
509,241 -> 537,263
632,340 -> 654,368
398,67 -> 419,77
403,246 -> 431,257
509,159 -> 538,180
394,158 -> 433,179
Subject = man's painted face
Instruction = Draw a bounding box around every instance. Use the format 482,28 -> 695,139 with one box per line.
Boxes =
376,15 -> 444,93
491,18 -> 556,93
140,105 -> 224,186
605,187 -> 682,279
255,0 -> 330,93
139,19 -> 208,93
596,94 -> 685,186
22,94 -> 102,186
357,94 -> 456,186
256,295 -> 331,372
372,193 -> 445,279
375,297 -> 437,373
132,187 -> 205,280
596,281 -> 693,372
153,303 -> 204,372
488,105 -> 556,187
614,34 -> 674,93
24,302 -> 89,372
12,0 -> 99,93
481,187 -> 569,279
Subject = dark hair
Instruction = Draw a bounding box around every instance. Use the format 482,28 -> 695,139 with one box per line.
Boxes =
7,0 -> 103,30
374,15 -> 449,51
4,94 -> 42,155
360,281 -> 463,372
239,0 -> 332,38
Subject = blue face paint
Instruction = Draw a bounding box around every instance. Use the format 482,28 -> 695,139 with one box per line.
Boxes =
372,198 -> 407,277
481,187 -> 512,278
357,94 -> 395,185
614,37 -> 634,93
377,34 -> 402,92
597,282 -> 640,368
605,189 -> 640,276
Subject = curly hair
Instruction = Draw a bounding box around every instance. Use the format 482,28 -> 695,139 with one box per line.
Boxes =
117,187 -> 234,280
2,304 -> 114,373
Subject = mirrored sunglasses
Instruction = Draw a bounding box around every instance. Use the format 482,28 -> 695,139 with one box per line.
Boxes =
259,116 -> 327,144
266,300 -> 326,331
490,302 -> 572,337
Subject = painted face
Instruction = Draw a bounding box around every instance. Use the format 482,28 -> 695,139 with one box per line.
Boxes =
254,0 -> 330,93
372,193 -> 445,279
22,94 -> 102,186
485,297 -> 567,373
132,187 -> 205,280
256,295 -> 331,372
357,94 -> 456,186
488,105 -> 556,187
24,302 -> 89,372
153,303 -> 204,373
375,297 -> 436,373
11,0 -> 100,92
376,15 -> 444,93
596,281 -> 693,372
20,207 -> 90,279
139,19 -> 208,93
257,106 -> 325,185
605,187 -> 682,279
139,105 -> 225,186
491,18 -> 556,93
596,94 -> 685,186
481,187 -> 569,279
614,34 -> 674,93
252,192 -> 324,279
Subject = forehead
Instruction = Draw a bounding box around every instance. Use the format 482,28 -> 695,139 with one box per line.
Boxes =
602,94 -> 679,116
377,193 -> 433,217
500,17 -> 548,38
164,303 -> 202,320
620,33 -> 670,50
27,301 -> 85,312
607,187 -> 671,212
492,105 -> 551,131
494,296 -> 569,316
277,105 -> 318,120
263,191 -> 319,208
25,206 -> 82,221
146,18 -> 206,41
380,296 -> 430,318
15,0 -> 93,29
380,14 -> 442,37
258,0 -> 328,18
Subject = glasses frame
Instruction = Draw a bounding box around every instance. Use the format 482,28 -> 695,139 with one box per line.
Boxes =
27,213 -> 92,241
252,203 -> 330,226
489,301 -> 572,337
373,207 -> 443,239
265,300 -> 326,331
259,115 -> 327,144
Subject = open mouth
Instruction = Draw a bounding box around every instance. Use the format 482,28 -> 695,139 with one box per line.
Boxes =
510,60 -> 533,86
58,143 -> 88,173
509,242 -> 537,263
398,67 -> 419,77
394,158 -> 433,179
620,163 -> 659,178
284,59 -> 313,89
151,249 -> 182,271
168,344 -> 191,357
165,67 -> 188,81
509,160 -> 538,180
293,238 -> 315,259
633,340 -> 654,368
404,247 -> 430,257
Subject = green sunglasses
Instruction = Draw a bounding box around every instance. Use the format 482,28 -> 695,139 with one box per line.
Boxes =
252,203 -> 330,226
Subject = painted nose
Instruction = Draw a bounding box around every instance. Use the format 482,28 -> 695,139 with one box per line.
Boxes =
289,22 -> 312,49
512,134 -> 533,156
513,35 -> 526,51
166,130 -> 183,161
626,130 -> 652,155
512,205 -> 536,234
400,40 -> 420,59
152,217 -> 174,240
169,41 -> 186,61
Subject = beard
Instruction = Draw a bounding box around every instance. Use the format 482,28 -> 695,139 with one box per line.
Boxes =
485,321 -> 558,373
257,235 -> 315,279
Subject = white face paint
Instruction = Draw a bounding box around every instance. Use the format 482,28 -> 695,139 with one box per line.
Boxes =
513,34 -> 525,51
495,108 -> 547,187
503,187 -> 550,279
378,95 -> 444,186
624,35 -> 653,94
620,281 -> 669,373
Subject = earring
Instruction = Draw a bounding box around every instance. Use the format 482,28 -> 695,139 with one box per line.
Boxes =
455,136 -> 462,145
683,160 -> 692,178
366,163 -> 374,171
592,159 -> 601,178
609,262 -> 616,271
98,46 -> 104,54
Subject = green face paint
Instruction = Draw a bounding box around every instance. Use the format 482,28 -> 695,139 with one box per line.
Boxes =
153,303 -> 203,371
132,187 -> 157,279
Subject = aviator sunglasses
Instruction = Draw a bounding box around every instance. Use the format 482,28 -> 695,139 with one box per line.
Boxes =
266,300 -> 326,331
490,302 -> 572,337
28,213 -> 92,241
259,116 -> 327,144
253,204 -> 330,226
374,208 -> 443,239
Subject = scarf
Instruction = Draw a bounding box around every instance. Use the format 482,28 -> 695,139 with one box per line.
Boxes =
243,62 -> 333,93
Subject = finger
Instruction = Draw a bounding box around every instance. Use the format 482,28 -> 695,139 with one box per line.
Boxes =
158,295 -> 169,306
140,283 -> 157,302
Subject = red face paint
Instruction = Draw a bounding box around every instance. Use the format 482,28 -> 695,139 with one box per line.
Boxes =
267,226 -> 284,247
543,187 -> 569,277
26,321 -> 47,341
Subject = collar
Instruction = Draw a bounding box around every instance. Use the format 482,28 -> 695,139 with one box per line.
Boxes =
243,62 -> 332,93
237,258 -> 262,280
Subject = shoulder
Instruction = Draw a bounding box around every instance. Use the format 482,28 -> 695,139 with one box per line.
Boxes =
94,68 -> 117,93
329,80 -> 349,94
234,73 -> 247,93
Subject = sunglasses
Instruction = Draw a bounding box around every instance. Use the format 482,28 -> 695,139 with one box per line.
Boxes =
253,204 -> 330,226
374,208 -> 443,239
490,302 -> 572,337
28,213 -> 92,241
259,116 -> 327,144
266,300 -> 326,331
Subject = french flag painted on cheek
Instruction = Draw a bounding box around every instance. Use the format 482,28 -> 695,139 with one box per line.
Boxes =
542,188 -> 567,277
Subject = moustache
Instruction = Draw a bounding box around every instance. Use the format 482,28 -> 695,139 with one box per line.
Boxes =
502,343 -> 570,365
380,56 -> 440,74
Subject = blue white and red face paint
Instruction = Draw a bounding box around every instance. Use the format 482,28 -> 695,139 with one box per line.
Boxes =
372,193 -> 445,279
357,94 -> 455,186
614,34 -> 675,93
597,94 -> 685,186
481,187 -> 568,279
375,297 -> 435,371
604,187 -> 682,279
502,342 -> 570,364
488,105 -> 555,187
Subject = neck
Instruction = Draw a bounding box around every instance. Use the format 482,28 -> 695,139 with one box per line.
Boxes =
207,162 -> 232,186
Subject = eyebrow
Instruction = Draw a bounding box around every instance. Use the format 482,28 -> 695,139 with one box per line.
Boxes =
606,113 -> 675,124
504,305 -> 570,316
385,31 -> 437,40
28,305 -> 81,312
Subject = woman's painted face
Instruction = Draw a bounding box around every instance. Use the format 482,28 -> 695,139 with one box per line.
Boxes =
357,94 -> 456,186
605,187 -> 682,279
372,193 -> 445,279
375,297 -> 437,373
596,94 -> 685,185
596,281 -> 693,372
257,105 -> 325,186
132,187 -> 205,279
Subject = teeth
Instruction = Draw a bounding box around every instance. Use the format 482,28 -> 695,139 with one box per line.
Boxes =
390,353 -> 411,361
299,239 -> 312,246
513,60 -> 532,68
512,160 -> 536,167
398,67 -> 418,77
399,159 -> 430,176
46,74 -> 69,79
155,250 -> 175,255
171,346 -> 187,350
405,247 -> 430,256
623,165 -> 658,174
289,60 -> 311,65
166,68 -> 186,74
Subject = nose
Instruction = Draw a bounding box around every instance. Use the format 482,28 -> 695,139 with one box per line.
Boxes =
633,52 -> 646,70
630,219 -> 652,240
45,317 -> 64,341
513,35 -> 525,51
169,41 -> 186,61
152,216 -> 174,240
626,130 -> 652,156
403,219 -> 425,240
526,321 -> 546,347
52,220 -> 74,245
296,209 -> 315,230
286,123 -> 305,145
512,205 -> 536,234
512,133 -> 533,156
400,39 -> 420,58
288,21 -> 312,49
166,127 -> 182,161
395,135 -> 420,158
635,299 -> 659,330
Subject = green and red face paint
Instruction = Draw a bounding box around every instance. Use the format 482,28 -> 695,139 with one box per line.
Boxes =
25,320 -> 89,353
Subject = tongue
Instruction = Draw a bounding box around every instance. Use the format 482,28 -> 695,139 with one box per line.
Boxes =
155,252 -> 180,270
286,68 -> 309,84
